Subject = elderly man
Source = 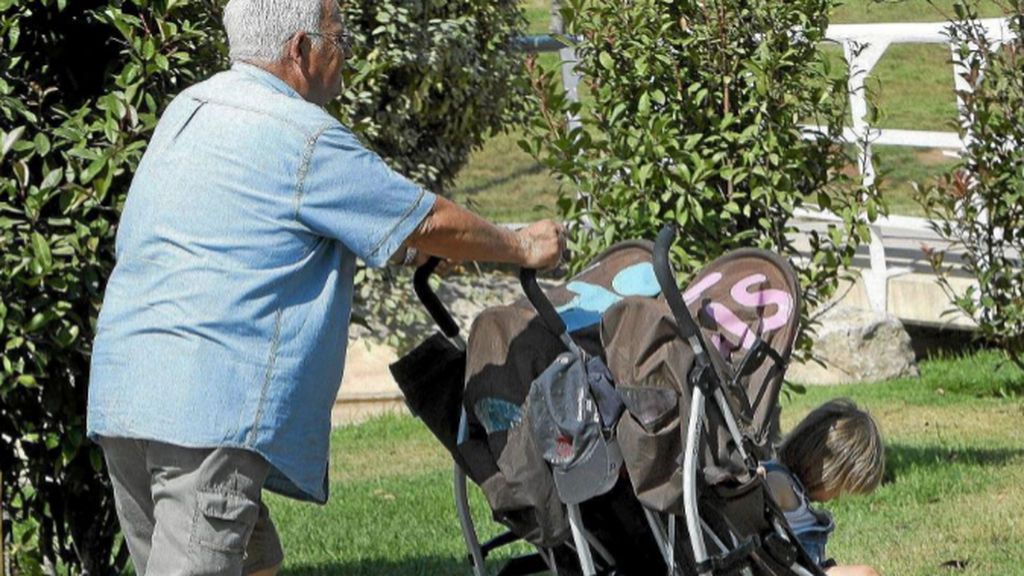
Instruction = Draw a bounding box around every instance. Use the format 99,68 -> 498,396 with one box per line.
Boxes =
85,0 -> 563,574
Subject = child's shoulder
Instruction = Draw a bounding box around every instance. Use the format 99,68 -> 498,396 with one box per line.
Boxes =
764,466 -> 801,512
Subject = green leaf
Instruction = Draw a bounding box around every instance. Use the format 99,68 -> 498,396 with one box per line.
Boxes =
599,52 -> 614,71
31,231 -> 53,271
638,92 -> 651,115
12,159 -> 29,189
40,168 -> 63,190
80,154 -> 109,185
2,126 -> 25,160
33,132 -> 51,157
637,163 -> 653,185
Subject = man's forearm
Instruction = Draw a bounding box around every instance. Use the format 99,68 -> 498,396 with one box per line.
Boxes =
405,196 -> 526,264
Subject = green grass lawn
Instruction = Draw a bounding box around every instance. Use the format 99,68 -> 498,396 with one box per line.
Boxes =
453,0 -> 1013,222
270,350 -> 1024,575
832,0 -> 1006,22
451,128 -> 560,223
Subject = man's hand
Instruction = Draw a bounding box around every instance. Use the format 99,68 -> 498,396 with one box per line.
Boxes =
516,220 -> 565,270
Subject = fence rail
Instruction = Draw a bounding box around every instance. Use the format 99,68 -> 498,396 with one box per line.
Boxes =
517,16 -> 1017,316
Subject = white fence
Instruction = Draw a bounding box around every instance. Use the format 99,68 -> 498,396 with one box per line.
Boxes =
521,17 -> 1016,315
825,18 -> 1014,313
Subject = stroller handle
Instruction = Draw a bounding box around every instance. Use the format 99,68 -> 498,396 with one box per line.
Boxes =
653,224 -> 702,344
414,257 -> 460,339
520,268 -> 569,338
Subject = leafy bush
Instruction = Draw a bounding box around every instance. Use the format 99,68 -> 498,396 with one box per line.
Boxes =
0,0 -> 525,572
338,0 -> 527,195
1,2 -> 226,571
919,1 -> 1024,370
521,0 -> 883,353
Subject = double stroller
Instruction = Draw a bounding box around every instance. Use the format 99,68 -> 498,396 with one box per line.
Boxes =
391,224 -> 823,575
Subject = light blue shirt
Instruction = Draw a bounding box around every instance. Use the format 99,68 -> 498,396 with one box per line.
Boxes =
762,460 -> 835,566
87,63 -> 436,503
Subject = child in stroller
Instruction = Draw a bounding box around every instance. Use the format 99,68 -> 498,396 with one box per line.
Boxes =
764,399 -> 884,576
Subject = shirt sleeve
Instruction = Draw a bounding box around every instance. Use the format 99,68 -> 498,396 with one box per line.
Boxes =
298,125 -> 436,267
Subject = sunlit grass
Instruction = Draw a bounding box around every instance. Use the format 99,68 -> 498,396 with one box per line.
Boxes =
269,350 -> 1024,575
831,0 -> 1007,23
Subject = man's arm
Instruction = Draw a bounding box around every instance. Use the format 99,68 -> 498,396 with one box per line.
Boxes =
403,196 -> 564,270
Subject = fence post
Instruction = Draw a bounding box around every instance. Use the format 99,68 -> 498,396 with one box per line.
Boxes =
843,37 -> 897,314
548,0 -> 561,35
547,0 -> 581,132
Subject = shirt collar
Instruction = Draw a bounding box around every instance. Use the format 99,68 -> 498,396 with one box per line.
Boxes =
231,62 -> 305,101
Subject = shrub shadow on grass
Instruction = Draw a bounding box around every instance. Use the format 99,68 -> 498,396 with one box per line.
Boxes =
282,556 -> 485,576
458,163 -> 546,197
883,443 -> 1024,484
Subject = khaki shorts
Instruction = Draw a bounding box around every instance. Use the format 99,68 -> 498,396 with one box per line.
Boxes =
99,437 -> 284,576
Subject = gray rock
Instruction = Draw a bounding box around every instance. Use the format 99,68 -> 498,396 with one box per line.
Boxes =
434,273 -> 525,332
351,271 -> 554,344
788,305 -> 919,385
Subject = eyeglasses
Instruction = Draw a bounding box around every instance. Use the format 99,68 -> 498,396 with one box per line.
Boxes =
305,30 -> 353,59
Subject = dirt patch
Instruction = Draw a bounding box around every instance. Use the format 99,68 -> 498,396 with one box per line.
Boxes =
781,400 -> 1024,446
913,148 -> 959,167
871,402 -> 1024,445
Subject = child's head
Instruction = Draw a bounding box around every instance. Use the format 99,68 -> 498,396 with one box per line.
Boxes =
778,398 -> 884,502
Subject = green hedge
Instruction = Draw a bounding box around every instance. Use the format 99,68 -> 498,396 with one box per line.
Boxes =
920,2 -> 1024,370
0,0 -> 524,572
522,0 -> 884,354
339,0 -> 526,194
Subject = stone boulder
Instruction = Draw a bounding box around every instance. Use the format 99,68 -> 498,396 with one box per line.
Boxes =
788,305 -> 919,385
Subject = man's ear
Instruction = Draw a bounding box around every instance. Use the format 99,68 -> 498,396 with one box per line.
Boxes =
283,32 -> 308,65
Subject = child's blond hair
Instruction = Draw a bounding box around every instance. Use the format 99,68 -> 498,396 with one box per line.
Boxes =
778,399 -> 884,498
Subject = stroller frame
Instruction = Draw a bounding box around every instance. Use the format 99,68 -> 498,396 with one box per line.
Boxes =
410,224 -> 817,576
413,259 -> 581,576
646,226 -> 819,576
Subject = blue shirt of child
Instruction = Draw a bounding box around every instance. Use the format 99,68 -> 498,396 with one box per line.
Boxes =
763,460 -> 836,566
87,63 -> 436,503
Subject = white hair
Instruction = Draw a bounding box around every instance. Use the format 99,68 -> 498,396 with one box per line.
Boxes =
223,0 -> 329,64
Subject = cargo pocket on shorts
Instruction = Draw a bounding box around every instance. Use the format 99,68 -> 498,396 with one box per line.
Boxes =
193,490 -> 260,555
616,385 -> 684,514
